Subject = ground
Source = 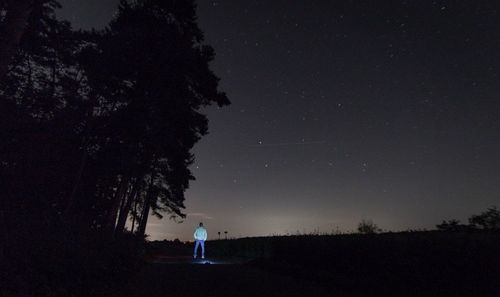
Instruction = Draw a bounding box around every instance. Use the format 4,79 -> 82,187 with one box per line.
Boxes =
110,259 -> 350,297
118,233 -> 500,297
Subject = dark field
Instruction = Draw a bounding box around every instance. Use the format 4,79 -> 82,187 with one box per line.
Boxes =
131,231 -> 500,297
111,263 -> 342,297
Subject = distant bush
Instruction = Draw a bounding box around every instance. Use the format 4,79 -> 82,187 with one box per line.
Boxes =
436,219 -> 471,232
357,219 -> 381,234
436,206 -> 500,231
469,206 -> 500,230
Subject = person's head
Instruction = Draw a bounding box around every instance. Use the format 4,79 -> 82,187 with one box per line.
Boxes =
199,222 -> 203,227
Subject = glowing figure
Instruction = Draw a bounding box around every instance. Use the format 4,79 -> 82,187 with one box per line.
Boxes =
193,222 -> 207,259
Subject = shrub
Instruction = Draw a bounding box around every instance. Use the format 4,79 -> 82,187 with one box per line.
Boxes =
436,219 -> 471,231
357,219 -> 381,234
469,206 -> 500,230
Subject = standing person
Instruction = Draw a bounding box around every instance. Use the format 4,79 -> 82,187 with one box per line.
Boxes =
193,222 -> 207,259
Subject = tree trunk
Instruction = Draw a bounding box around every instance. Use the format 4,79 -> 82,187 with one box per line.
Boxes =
131,196 -> 138,233
0,0 -> 35,82
104,176 -> 129,235
136,174 -> 156,237
115,179 -> 141,235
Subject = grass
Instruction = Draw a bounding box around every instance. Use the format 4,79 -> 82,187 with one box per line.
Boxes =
148,230 -> 500,296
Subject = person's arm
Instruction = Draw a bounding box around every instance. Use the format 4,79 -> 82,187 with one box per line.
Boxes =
203,229 -> 207,241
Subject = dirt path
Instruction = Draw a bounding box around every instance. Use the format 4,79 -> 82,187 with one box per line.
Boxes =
112,262 -> 351,297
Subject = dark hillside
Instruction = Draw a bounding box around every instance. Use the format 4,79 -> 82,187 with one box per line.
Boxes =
148,231 -> 500,296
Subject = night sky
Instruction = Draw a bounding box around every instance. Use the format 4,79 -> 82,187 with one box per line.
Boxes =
58,1 -> 500,241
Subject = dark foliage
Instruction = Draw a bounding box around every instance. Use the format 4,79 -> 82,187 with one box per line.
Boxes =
436,206 -> 500,231
469,206 -> 500,230
0,0 -> 228,295
357,218 -> 381,234
436,219 -> 472,231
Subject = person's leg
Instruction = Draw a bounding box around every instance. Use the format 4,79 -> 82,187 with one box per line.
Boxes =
194,240 -> 200,258
200,240 -> 205,258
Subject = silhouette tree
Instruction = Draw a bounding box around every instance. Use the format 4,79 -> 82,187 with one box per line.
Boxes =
72,0 -> 229,236
1,0 -> 228,293
469,206 -> 500,230
0,0 -> 37,81
224,231 -> 228,240
357,219 -> 381,234
0,1 -> 99,292
1,0 -> 228,243
1,0 -> 82,234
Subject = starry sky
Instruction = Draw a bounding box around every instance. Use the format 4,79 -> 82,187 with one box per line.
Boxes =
57,0 -> 500,241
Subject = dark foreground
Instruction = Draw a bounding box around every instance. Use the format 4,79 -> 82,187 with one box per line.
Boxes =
110,259 -> 500,297
110,262 -> 346,297
139,232 -> 500,297
4,231 -> 498,296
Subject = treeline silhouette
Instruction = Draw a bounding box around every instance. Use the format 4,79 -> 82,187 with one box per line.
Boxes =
0,0 -> 228,296
436,205 -> 500,231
